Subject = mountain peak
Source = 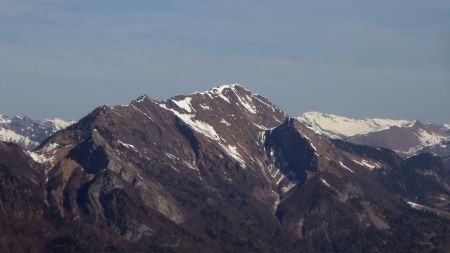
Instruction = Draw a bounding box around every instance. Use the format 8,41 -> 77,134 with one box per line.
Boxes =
2,85 -> 450,252
209,82 -> 244,92
192,82 -> 251,96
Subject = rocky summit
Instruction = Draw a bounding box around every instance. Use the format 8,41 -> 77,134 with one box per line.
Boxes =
1,84 -> 449,253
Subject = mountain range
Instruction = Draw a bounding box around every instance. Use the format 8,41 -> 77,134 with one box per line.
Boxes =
0,115 -> 74,150
3,102 -> 448,159
0,84 -> 449,253
297,112 -> 450,157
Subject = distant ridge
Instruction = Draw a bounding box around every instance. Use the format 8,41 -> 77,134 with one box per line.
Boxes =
0,114 -> 74,149
297,112 -> 449,157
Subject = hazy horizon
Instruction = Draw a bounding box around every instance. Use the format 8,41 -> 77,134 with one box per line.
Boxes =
1,1 -> 449,123
0,82 -> 448,125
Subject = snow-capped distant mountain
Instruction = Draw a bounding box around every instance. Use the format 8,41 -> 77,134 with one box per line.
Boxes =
43,118 -> 74,131
0,115 -> 75,150
297,112 -> 449,157
296,112 -> 414,139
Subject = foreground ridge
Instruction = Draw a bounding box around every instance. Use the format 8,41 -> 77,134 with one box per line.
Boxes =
0,84 -> 449,253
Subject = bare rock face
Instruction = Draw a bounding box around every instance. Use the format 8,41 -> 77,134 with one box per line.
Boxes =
1,84 -> 450,252
0,142 -> 128,253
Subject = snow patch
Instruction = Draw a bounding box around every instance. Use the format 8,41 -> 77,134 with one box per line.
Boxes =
406,201 -> 423,209
320,178 -> 332,188
172,97 -> 195,113
219,143 -> 246,167
415,129 -> 448,147
159,104 -> 220,141
210,85 -> 234,103
0,127 -> 37,147
118,140 -> 137,151
41,142 -> 62,154
165,152 -> 178,161
28,151 -> 54,164
258,131 -> 266,145
229,85 -> 257,114
352,159 -> 381,170
195,83 -> 244,105
220,119 -> 231,126
199,104 -> 211,110
131,104 -> 153,121
281,182 -> 296,193
252,122 -> 271,130
339,161 -> 354,173
183,160 -> 199,172
135,96 -> 146,103
309,141 -> 318,152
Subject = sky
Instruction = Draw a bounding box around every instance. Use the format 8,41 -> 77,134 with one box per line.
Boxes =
0,0 -> 449,123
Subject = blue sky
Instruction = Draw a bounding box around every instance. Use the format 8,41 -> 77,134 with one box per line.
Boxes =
0,0 -> 449,123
